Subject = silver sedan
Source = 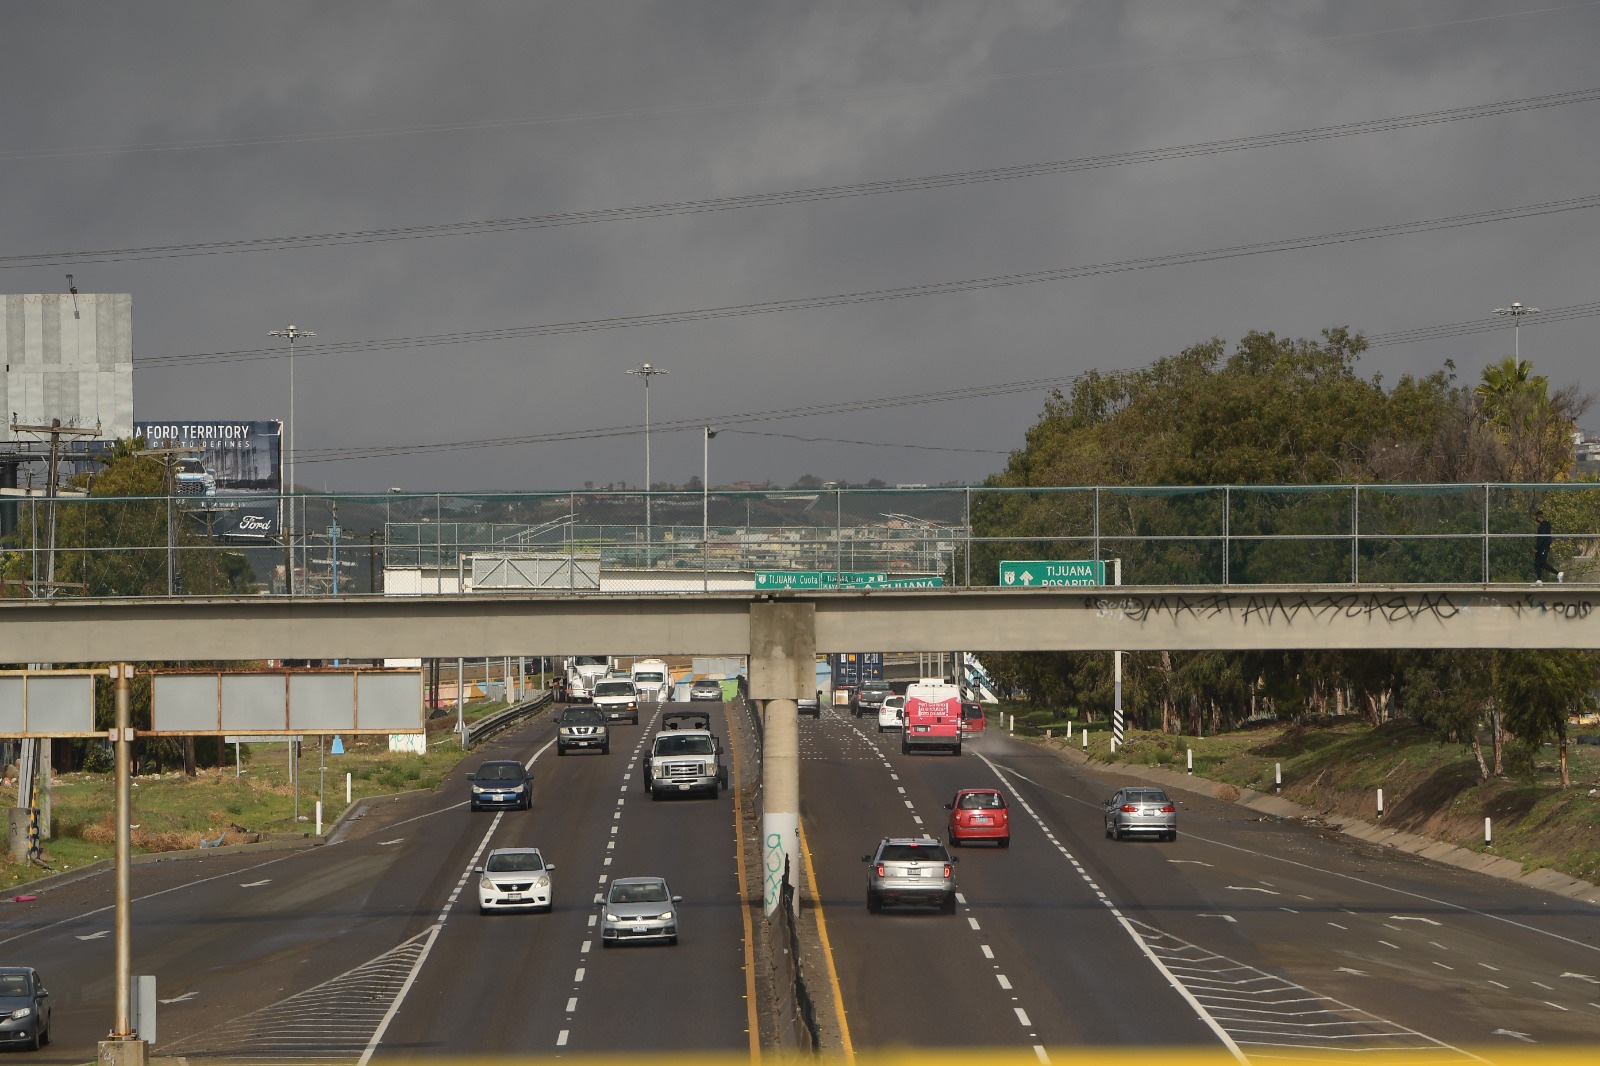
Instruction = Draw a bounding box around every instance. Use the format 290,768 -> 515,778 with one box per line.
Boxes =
1104,787 -> 1177,841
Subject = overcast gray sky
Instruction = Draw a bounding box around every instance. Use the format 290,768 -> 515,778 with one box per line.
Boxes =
5,1 -> 1598,492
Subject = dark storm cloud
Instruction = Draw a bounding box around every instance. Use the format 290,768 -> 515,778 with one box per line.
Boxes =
4,1 -> 1597,491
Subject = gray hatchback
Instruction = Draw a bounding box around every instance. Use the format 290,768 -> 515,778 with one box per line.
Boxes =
863,836 -> 957,913
1104,787 -> 1177,841
599,876 -> 681,946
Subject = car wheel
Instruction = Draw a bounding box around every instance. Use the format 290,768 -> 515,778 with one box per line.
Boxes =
948,833 -> 961,848
601,742 -> 611,755
557,744 -> 568,756
940,894 -> 957,915
39,1021 -> 48,1047
1167,830 -> 1178,842
998,836 -> 1010,849
866,890 -> 881,913
27,1026 -> 40,1052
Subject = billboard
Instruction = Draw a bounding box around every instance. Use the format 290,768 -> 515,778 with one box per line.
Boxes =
134,420 -> 283,539
1,293 -> 135,442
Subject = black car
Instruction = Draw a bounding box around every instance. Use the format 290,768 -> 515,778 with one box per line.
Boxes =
0,968 -> 50,1050
798,690 -> 823,717
467,759 -> 533,811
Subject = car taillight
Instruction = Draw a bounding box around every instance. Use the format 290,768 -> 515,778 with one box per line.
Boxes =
1121,804 -> 1139,813
1160,805 -> 1175,813
875,863 -> 885,877
942,864 -> 953,878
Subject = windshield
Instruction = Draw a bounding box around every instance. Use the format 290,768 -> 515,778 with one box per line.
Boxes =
561,709 -> 604,725
610,881 -> 669,904
654,735 -> 715,756
594,682 -> 634,697
475,762 -> 524,781
860,682 -> 890,693
880,843 -> 950,863
634,671 -> 665,683
958,792 -> 1004,810
486,851 -> 544,873
572,656 -> 608,667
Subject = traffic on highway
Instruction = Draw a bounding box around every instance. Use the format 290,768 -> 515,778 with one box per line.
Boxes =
6,675 -> 1599,1064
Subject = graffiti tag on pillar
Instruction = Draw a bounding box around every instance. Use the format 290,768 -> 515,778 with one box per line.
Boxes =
764,831 -> 785,907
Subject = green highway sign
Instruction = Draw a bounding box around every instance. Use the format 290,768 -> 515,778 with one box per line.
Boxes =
755,571 -> 944,590
998,559 -> 1105,588
754,571 -> 832,590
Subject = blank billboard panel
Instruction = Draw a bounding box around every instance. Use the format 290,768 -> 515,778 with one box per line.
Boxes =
0,672 -> 98,736
152,670 -> 423,734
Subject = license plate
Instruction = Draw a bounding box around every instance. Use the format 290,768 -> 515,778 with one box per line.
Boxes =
906,868 -> 921,877
972,816 -> 989,824
508,893 -> 522,901
678,784 -> 691,790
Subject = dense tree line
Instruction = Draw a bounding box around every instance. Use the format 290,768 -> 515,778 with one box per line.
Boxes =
977,329 -> 1599,785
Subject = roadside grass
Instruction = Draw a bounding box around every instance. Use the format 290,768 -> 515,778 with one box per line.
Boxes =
0,699 -> 520,891
1056,713 -> 1600,885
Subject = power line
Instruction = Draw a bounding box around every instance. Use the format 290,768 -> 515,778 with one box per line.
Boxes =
294,375 -> 1079,465
9,85 -> 1600,271
137,189 -> 1600,375
1368,300 -> 1600,348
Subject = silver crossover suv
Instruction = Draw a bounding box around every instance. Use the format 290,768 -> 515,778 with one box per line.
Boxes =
863,836 -> 957,913
1104,787 -> 1177,841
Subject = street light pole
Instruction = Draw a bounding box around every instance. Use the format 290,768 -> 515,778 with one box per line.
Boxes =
703,426 -> 718,592
626,361 -> 667,567
269,324 -> 315,595
1492,300 -> 1540,362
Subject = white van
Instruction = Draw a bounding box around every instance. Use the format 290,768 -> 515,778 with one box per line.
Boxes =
631,659 -> 672,702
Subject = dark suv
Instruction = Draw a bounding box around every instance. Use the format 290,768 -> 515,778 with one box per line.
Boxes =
852,681 -> 891,718
467,760 -> 533,811
556,706 -> 610,755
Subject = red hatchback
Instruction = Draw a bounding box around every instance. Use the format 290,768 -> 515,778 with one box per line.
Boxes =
945,788 -> 1010,848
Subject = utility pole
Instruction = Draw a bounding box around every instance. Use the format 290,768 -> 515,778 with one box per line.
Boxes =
626,362 -> 667,566
11,417 -> 99,842
269,324 -> 315,595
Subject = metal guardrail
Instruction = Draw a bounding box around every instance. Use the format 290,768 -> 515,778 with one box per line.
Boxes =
463,690 -> 553,748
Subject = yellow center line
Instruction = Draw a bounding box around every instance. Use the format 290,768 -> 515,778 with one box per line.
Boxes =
728,698 -> 762,1063
800,820 -> 855,1063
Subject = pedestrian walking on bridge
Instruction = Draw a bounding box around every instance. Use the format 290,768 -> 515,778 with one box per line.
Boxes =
1533,510 -> 1563,584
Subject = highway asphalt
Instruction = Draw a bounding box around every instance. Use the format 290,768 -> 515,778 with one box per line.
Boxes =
797,705 -> 1600,1059
6,699 -> 1598,1064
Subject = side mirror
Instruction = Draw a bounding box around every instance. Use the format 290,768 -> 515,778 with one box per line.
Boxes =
861,855 -> 872,863
474,866 -> 484,873
943,802 -> 953,810
671,895 -> 683,903
545,863 -> 556,872
465,773 -> 475,781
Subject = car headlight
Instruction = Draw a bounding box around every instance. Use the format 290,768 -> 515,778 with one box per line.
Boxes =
479,876 -> 495,890
658,910 -> 675,920
8,1008 -> 31,1021
533,875 -> 550,888
472,785 -> 486,794
606,912 -> 621,921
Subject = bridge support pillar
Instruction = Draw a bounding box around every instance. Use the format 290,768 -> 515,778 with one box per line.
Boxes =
749,600 -> 815,918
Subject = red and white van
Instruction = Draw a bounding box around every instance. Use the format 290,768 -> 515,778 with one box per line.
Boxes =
901,682 -> 964,755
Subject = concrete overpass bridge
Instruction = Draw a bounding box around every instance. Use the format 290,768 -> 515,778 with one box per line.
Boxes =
4,585 -> 1597,666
